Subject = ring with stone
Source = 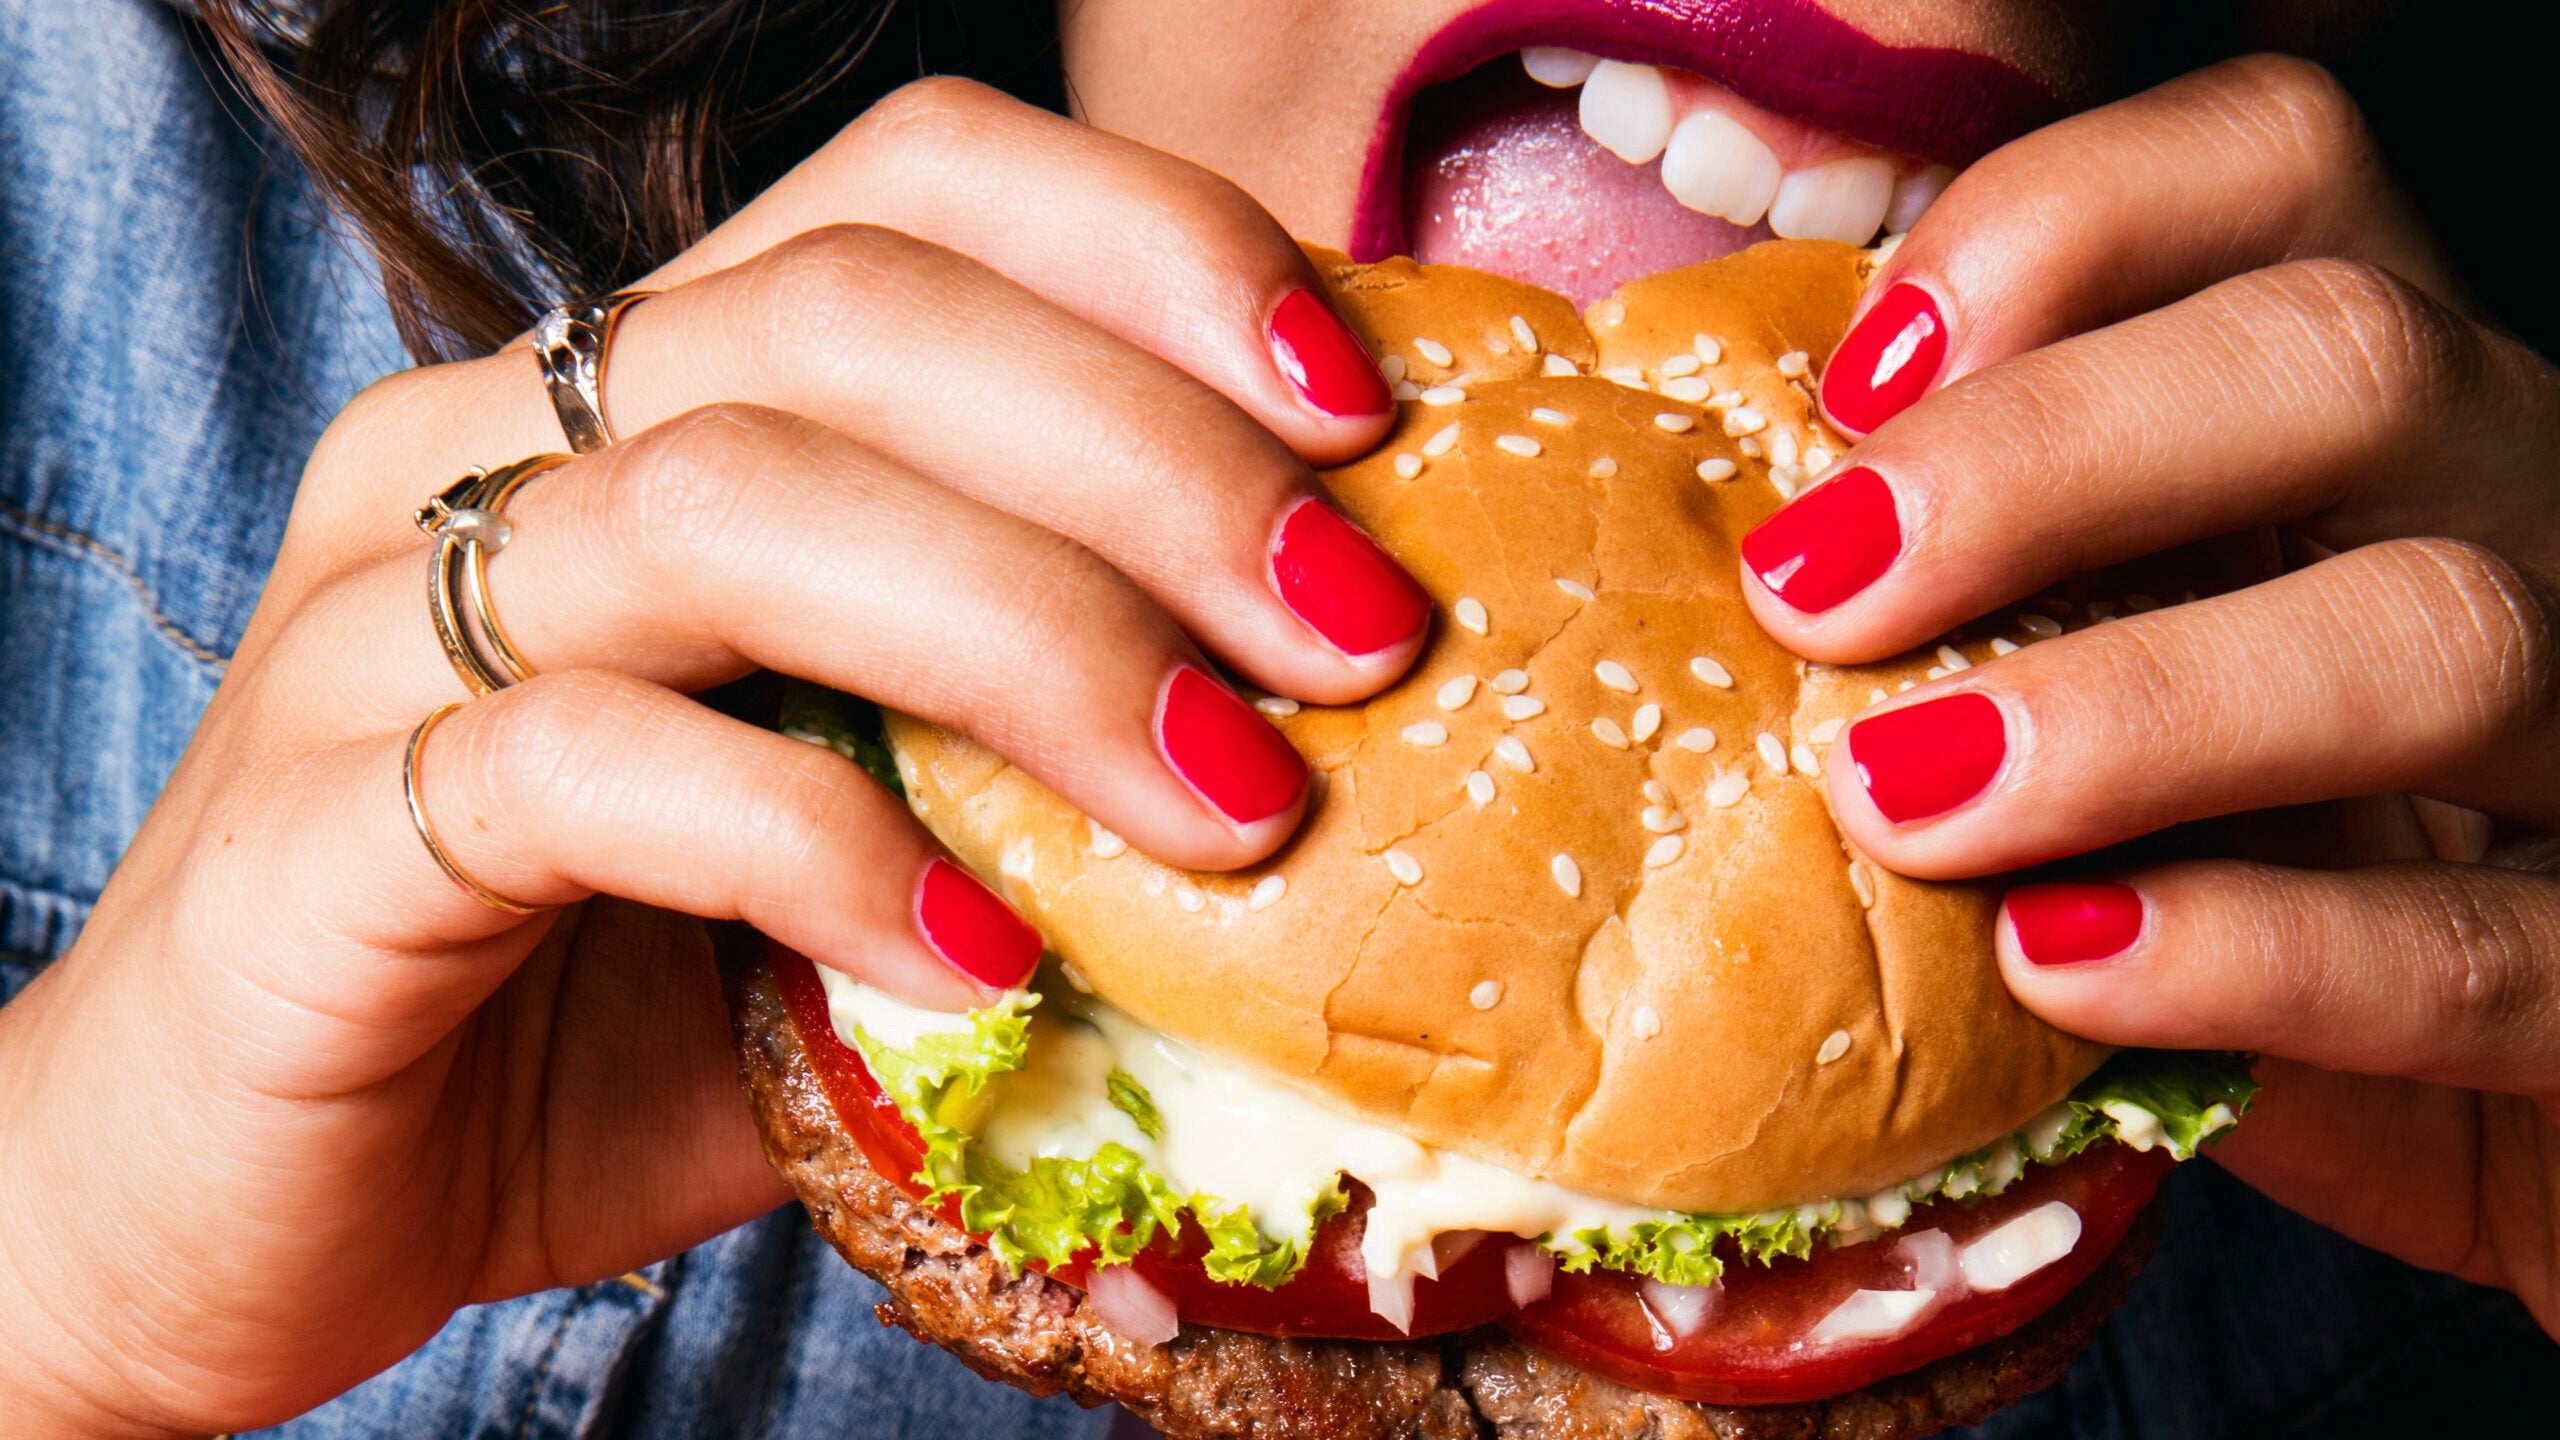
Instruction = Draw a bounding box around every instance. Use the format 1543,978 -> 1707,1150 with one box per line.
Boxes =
533,291 -> 655,454
414,453 -> 575,696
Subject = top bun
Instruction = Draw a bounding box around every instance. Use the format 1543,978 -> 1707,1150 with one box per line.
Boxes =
885,240 -> 2111,1214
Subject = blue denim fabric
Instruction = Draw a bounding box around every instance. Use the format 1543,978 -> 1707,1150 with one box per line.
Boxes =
1,2 -> 2552,1437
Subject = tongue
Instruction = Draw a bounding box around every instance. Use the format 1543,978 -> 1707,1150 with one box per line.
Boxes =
1403,65 -> 1771,309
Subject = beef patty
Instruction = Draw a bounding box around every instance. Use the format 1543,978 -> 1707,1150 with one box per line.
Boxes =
728,956 -> 2159,1440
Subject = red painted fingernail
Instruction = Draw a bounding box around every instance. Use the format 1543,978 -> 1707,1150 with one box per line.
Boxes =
1821,283 -> 1946,435
1269,288 -> 1392,417
2006,882 -> 2145,964
1158,665 -> 1309,824
1845,692 -> 2006,822
1739,467 -> 1902,613
914,859 -> 1042,988
1272,499 -> 1433,657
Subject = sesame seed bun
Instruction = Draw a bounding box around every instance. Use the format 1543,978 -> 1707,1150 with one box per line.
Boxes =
884,240 -> 2112,1214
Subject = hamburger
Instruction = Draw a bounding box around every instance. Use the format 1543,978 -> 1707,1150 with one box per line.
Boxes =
731,238 -> 2256,1439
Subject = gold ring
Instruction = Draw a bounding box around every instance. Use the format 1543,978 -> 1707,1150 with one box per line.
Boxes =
535,291 -> 656,453
416,454 -> 575,695
403,701 -> 545,915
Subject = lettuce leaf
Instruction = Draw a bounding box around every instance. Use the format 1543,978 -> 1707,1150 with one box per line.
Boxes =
779,679 -> 904,797
2070,1047 -> 2259,1160
1107,1070 -> 1166,1141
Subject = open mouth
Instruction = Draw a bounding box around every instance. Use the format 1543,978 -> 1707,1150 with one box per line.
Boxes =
1357,0 -> 2064,304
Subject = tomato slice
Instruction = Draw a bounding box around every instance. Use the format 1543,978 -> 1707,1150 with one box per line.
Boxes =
1499,1142 -> 2171,1405
770,942 -> 1519,1339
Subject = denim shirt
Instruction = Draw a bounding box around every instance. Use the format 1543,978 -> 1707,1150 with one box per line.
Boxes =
3,2 -> 2553,1436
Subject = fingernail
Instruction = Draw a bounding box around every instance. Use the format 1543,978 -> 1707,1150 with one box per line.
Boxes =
1845,691 -> 2006,823
1157,665 -> 1309,824
1269,288 -> 1392,417
914,858 -> 1042,988
1739,467 -> 1901,613
2006,882 -> 2145,964
1271,499 -> 1433,658
1820,282 -> 1946,435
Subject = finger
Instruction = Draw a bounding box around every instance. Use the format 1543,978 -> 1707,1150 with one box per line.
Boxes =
1990,859 -> 2560,1096
620,78 -> 1393,459
1820,540 -> 2560,876
600,224 -> 1430,696
270,405 -> 1310,870
1743,257 -> 2560,655
1819,53 -> 2461,437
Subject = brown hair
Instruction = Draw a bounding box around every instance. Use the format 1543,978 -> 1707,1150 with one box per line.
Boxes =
200,1 -> 1062,363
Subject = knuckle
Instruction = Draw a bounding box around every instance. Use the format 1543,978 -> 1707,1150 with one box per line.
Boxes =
753,223 -> 961,344
610,402 -> 820,561
2367,537 -> 2560,742
478,669 -> 655,806
2256,257 -> 2464,424
2400,876 -> 2545,1041
2218,54 -> 2370,163
967,536 -> 1136,729
856,75 -> 1004,146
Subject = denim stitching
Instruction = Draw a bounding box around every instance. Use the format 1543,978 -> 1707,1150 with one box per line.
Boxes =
509,1287 -> 594,1440
0,500 -> 231,673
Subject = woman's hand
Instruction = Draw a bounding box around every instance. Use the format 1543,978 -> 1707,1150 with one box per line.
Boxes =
0,78 -> 1428,1437
1741,56 -> 2560,1334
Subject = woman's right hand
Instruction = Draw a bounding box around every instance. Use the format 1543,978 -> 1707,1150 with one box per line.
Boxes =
0,78 -> 1423,1438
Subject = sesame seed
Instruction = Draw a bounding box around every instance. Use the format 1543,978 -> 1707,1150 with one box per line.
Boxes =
1792,741 -> 1820,776
1695,458 -> 1738,483
1756,732 -> 1787,771
1087,824 -> 1127,859
1630,703 -> 1662,742
1926,667 -> 1948,680
1489,669 -> 1530,694
1661,376 -> 1712,403
1767,428 -> 1799,467
1738,436 -> 1763,458
1690,656 -> 1734,688
1510,315 -> 1538,351
1900,679 -> 1916,691
1936,644 -> 1971,672
1709,390 -> 1747,409
2126,593 -> 2159,613
1384,849 -> 1423,886
1391,380 -> 1422,401
1723,406 -> 1768,437
1455,597 -> 1489,634
1869,688 -> 1889,704
1542,352 -> 1580,377
1588,457 -> 1618,478
1769,464 -> 1807,498
1496,434 -> 1542,457
2037,596 -> 2074,617
1645,834 -> 1685,868
1591,717 -> 1630,749
1249,874 -> 1287,911
1420,386 -> 1466,406
1631,1005 -> 1662,1040
1847,859 -> 1875,908
1422,423 -> 1460,457
1437,675 -> 1479,710
1403,721 -> 1449,748
1254,696 -> 1301,717
1602,365 -> 1646,387
1816,1029 -> 1852,1064
1501,694 -> 1546,721
1392,453 -> 1423,480
1061,961 -> 1095,994
1530,407 -> 1571,426
2019,613 -> 2062,639
1660,353 -> 1703,379
1471,978 -> 1506,1010
1551,854 -> 1582,897
1495,736 -> 1535,772
1809,718 -> 1844,745
1990,637 -> 2020,656
1483,328 -> 1512,355
1414,337 -> 1454,367
1804,445 -> 1835,471
1654,412 -> 1696,433
1380,354 -> 1407,383
1675,727 -> 1716,753
1642,805 -> 1686,833
2088,600 -> 2117,619
1556,577 -> 1596,602
1597,301 -> 1626,326
1776,350 -> 1810,378
1692,335 -> 1723,364
1643,779 -> 1671,805
1465,770 -> 1496,805
1176,884 -> 1205,913
1594,660 -> 1638,692
1707,771 -> 1750,808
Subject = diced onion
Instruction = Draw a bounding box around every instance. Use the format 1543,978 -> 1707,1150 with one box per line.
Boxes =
1809,1287 -> 1939,1344
1084,1264 -> 1180,1347
1639,1277 -> 1722,1338
1504,1245 -> 1556,1308
1895,1228 -> 1962,1294
1959,1201 -> 2081,1292
1427,1229 -> 1489,1280
1367,1267 -> 1417,1334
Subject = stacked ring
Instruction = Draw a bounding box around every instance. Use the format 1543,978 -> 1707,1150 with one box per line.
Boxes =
534,292 -> 656,454
403,701 -> 545,914
415,454 -> 575,696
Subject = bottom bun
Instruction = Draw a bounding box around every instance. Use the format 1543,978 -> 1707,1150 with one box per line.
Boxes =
729,955 -> 2160,1440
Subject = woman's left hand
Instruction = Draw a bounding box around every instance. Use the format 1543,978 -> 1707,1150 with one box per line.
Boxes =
1741,54 -> 2560,1334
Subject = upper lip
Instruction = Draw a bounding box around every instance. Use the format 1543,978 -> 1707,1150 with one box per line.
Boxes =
1352,0 -> 2063,261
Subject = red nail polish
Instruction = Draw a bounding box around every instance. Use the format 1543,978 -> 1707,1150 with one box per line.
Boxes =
1739,467 -> 1902,613
1271,499 -> 1432,657
1158,665 -> 1308,824
2006,882 -> 2144,964
1821,283 -> 1946,435
1269,288 -> 1392,417
914,858 -> 1041,988
1846,692 -> 2006,823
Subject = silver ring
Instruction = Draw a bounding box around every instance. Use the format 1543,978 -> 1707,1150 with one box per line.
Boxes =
534,291 -> 654,454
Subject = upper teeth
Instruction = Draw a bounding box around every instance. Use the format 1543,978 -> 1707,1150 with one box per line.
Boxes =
1524,50 -> 1949,244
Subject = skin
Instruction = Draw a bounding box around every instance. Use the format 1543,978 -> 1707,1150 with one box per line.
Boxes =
0,1 -> 2553,1434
